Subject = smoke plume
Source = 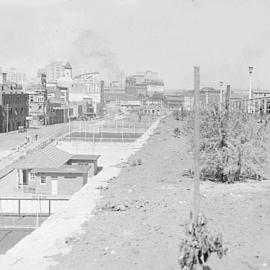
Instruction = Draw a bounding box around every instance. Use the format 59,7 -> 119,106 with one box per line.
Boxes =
70,30 -> 124,83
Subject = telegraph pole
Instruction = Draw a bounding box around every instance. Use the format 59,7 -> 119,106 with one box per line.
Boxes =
219,81 -> 223,110
193,66 -> 201,221
248,66 -> 253,113
41,73 -> 48,126
4,104 -> 11,134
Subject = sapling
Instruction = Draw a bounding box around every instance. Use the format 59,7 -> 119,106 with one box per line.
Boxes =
179,212 -> 227,270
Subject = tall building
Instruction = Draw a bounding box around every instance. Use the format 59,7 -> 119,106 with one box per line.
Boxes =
56,62 -> 73,104
7,68 -> 27,85
45,61 -> 65,83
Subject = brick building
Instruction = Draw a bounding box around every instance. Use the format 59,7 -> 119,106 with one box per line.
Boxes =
0,72 -> 28,133
15,145 -> 100,196
125,71 -> 165,96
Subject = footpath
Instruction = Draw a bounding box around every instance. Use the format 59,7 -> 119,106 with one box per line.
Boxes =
51,115 -> 270,270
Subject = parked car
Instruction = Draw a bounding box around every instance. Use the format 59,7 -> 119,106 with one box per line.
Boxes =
18,126 -> 27,133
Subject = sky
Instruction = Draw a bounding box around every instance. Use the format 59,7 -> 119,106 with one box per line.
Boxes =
0,0 -> 270,89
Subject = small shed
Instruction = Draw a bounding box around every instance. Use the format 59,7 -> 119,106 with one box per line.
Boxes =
66,154 -> 100,175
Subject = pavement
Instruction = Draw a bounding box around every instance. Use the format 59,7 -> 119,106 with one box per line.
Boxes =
0,123 -> 68,153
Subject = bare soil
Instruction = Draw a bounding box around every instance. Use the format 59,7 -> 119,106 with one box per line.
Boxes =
51,115 -> 270,270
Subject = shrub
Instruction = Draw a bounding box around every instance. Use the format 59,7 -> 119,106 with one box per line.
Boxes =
185,105 -> 268,182
174,127 -> 181,137
179,213 -> 227,270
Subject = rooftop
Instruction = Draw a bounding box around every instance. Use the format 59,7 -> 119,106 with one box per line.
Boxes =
33,165 -> 90,174
64,62 -> 72,70
70,155 -> 100,161
15,145 -> 72,169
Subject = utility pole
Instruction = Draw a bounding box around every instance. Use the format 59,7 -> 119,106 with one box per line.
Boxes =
193,66 -> 200,221
248,66 -> 253,113
225,85 -> 231,114
4,104 -> 11,134
219,81 -> 223,110
41,73 -> 48,126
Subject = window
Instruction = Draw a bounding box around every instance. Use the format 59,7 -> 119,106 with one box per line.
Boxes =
30,173 -> 36,181
40,176 -> 47,184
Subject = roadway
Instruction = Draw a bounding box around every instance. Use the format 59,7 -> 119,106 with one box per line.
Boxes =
0,123 -> 69,153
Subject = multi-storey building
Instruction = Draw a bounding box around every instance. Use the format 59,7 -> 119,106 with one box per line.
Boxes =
27,71 -> 71,127
71,72 -> 105,116
45,61 -> 65,83
0,72 -> 29,133
7,68 -> 27,85
125,71 -> 165,96
26,88 -> 46,126
56,62 -> 73,104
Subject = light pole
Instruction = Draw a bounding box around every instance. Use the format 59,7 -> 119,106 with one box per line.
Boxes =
41,73 -> 47,125
4,104 -> 11,134
219,81 -> 223,110
248,66 -> 253,113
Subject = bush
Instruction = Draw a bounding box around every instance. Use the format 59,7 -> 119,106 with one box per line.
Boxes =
179,213 -> 227,270
174,127 -> 181,137
185,105 -> 268,182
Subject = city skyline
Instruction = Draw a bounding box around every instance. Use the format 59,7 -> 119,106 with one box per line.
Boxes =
0,0 -> 270,89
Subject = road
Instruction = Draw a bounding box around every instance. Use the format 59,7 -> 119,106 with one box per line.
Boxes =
0,123 -> 69,153
0,122 -> 72,179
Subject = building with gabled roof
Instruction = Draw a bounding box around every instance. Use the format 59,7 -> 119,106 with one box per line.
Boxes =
15,145 -> 100,196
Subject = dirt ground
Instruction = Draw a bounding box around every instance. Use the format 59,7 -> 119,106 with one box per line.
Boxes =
51,115 -> 270,270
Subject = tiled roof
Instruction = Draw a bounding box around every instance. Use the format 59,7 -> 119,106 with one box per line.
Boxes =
15,145 -> 72,169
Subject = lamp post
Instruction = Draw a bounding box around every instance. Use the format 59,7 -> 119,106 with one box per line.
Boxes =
219,81 -> 223,110
248,66 -> 253,113
41,73 -> 48,125
4,104 -> 11,134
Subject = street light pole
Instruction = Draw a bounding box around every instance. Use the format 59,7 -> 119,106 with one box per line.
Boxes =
4,103 -> 11,134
